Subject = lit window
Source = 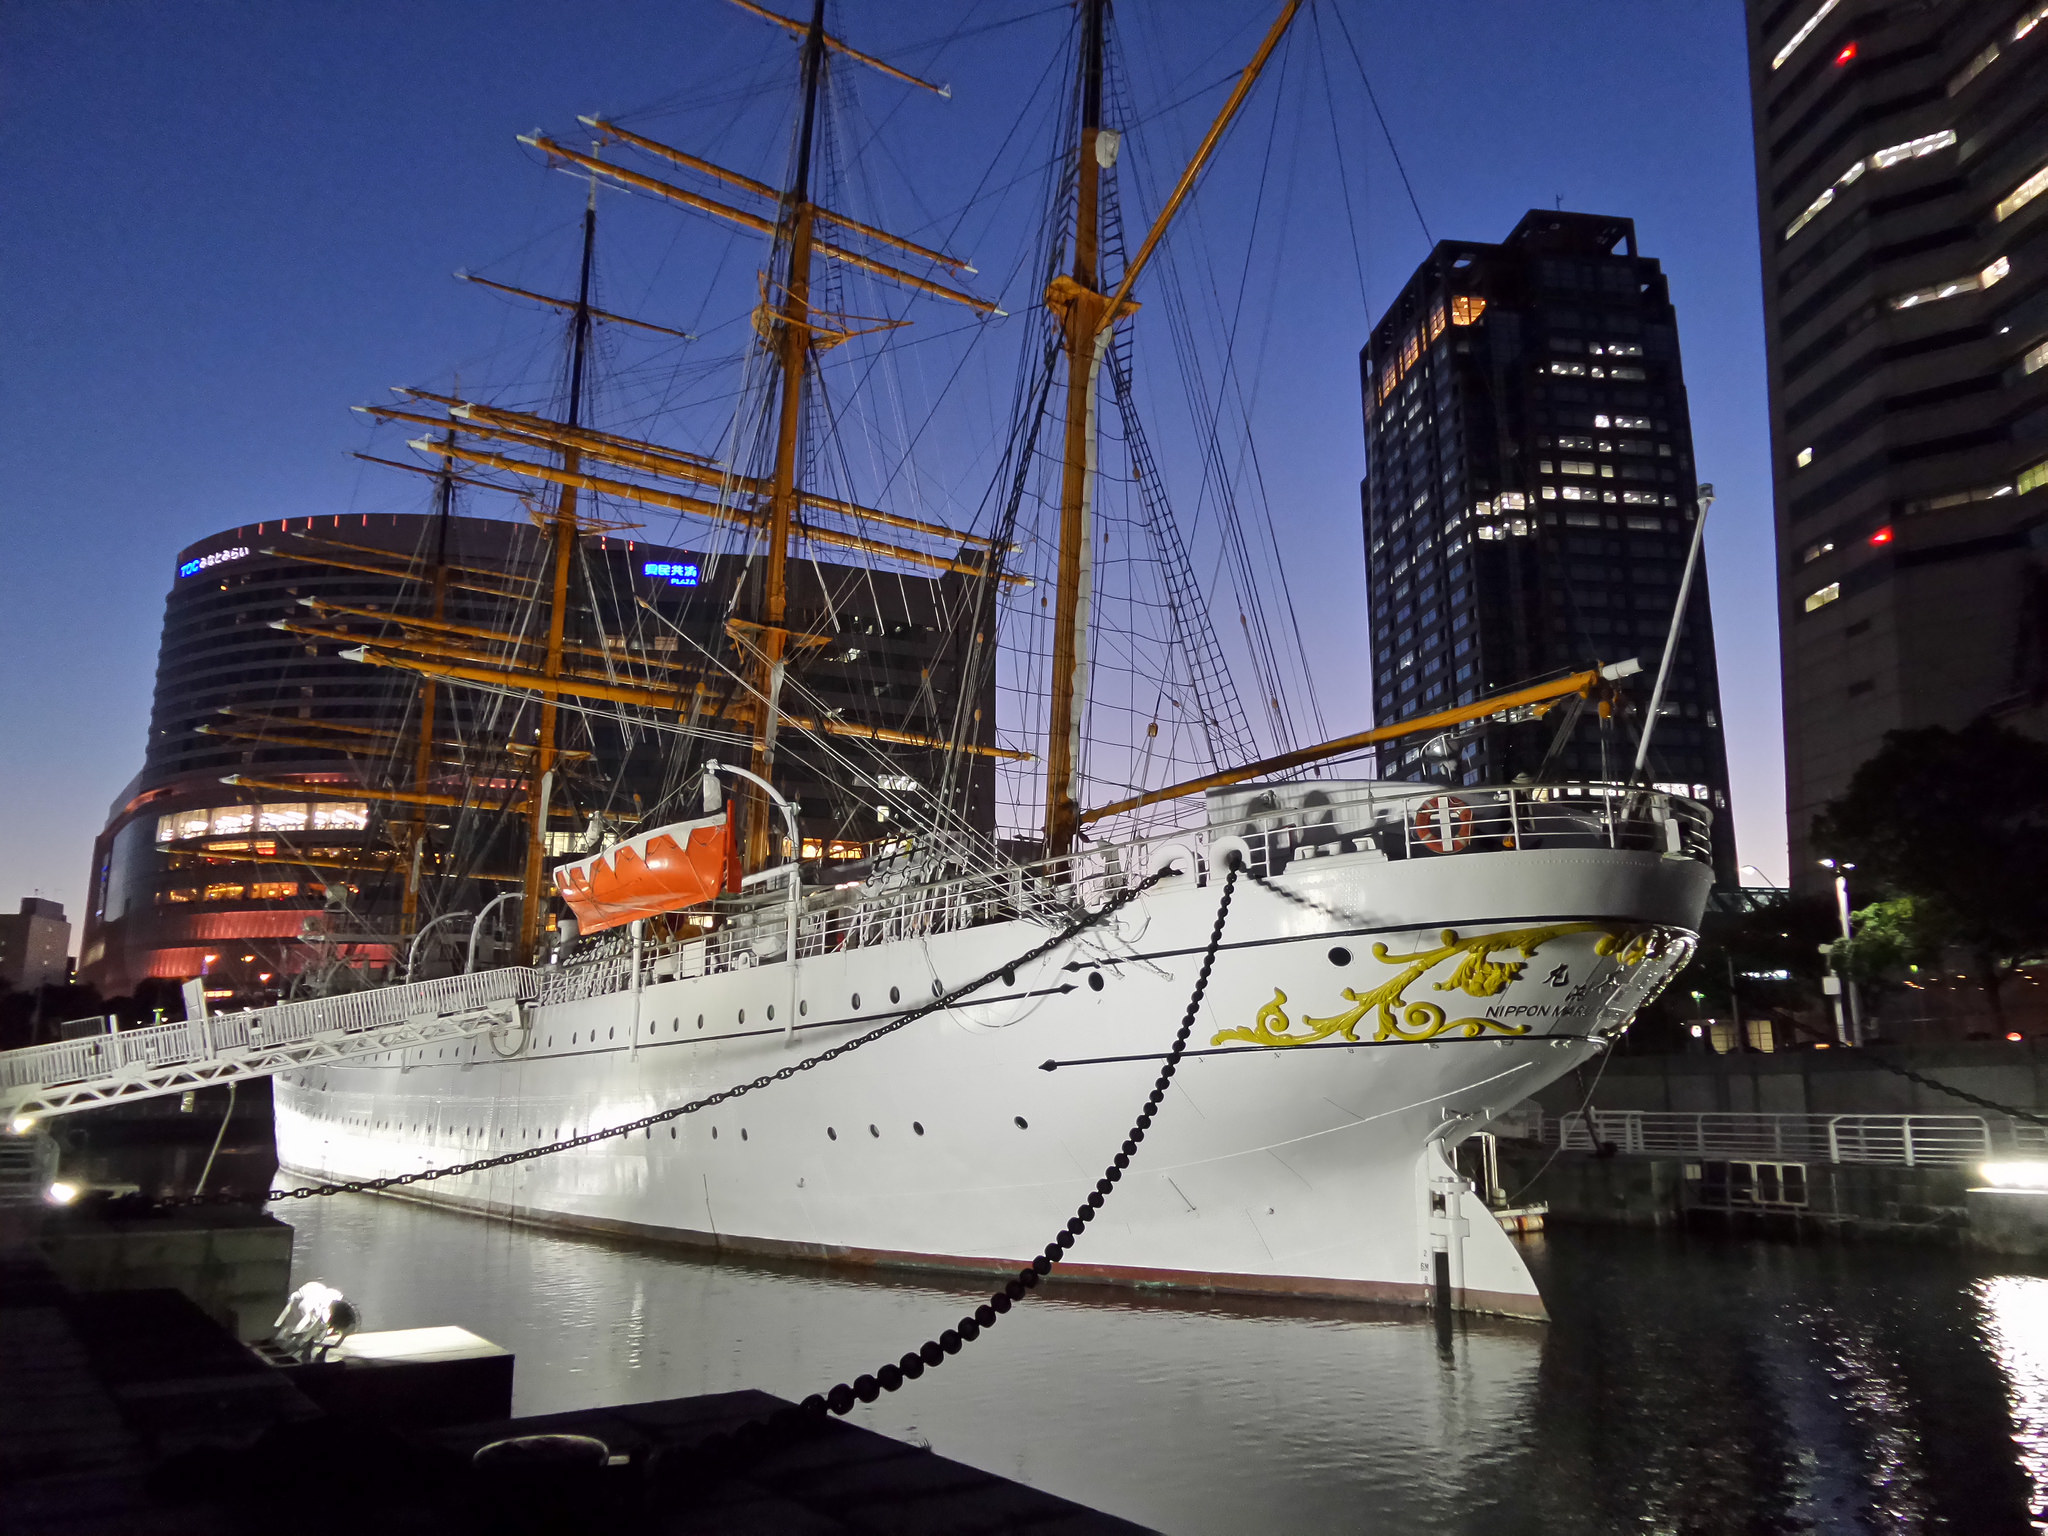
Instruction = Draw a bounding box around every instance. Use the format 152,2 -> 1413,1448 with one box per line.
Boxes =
1560,460 -> 1597,476
258,803 -> 308,833
250,881 -> 299,900
1402,332 -> 1421,370
1428,304 -> 1447,339
1785,132 -> 1954,242
1796,447 -> 1814,467
1622,492 -> 1662,506
1560,485 -> 1597,502
1804,582 -> 1841,612
2020,459 -> 2048,497
1450,295 -> 1486,325
1997,164 -> 2048,223
1772,0 -> 1841,70
157,809 -> 211,844
1539,486 -> 1557,500
1802,540 -> 1834,563
1871,130 -> 1957,170
1548,362 -> 1587,377
202,882 -> 247,902
2023,340 -> 2048,375
1614,414 -> 1650,430
1609,366 -> 1646,381
1903,482 -> 2013,514
311,801 -> 370,831
159,889 -> 197,904
210,807 -> 254,837
1950,41 -> 1999,94
1498,491 -> 1527,510
1890,256 -> 2010,310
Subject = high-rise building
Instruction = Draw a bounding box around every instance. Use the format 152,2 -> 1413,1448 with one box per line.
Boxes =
0,898 -> 71,992
79,513 -> 991,1002
1744,0 -> 2048,885
1359,210 -> 1735,879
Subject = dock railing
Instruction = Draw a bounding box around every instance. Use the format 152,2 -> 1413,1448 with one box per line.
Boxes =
1525,1107 -> 2048,1168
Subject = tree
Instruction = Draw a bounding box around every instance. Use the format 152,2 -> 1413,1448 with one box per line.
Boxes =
1813,718 -> 2048,1022
1832,895 -> 1947,986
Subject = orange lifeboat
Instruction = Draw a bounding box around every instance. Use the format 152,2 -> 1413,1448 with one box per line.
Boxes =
551,811 -> 732,935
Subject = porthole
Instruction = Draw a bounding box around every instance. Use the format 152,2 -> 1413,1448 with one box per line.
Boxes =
827,1126 -> 838,1140
697,1014 -> 704,1030
1014,1116 -> 1029,1130
570,1033 -> 577,1044
889,986 -> 901,1005
851,993 -> 862,1009
1087,972 -> 1105,992
712,1127 -> 718,1139
869,1124 -> 879,1137
932,980 -> 943,997
799,1000 -> 808,1017
669,1126 -> 676,1139
672,1018 -> 679,1032
607,1028 -> 614,1040
767,1005 -> 775,1021
738,1009 -> 746,1024
1329,946 -> 1353,967
741,1128 -> 748,1141
913,1122 -> 925,1136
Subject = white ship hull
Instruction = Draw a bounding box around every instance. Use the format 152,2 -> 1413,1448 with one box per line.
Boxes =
276,826 -> 1709,1319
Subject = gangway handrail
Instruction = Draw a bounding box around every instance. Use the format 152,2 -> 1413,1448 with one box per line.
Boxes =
0,967 -> 545,1120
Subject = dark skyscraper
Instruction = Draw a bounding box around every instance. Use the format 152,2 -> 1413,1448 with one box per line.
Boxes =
1745,0 -> 2048,886
1359,210 -> 1734,878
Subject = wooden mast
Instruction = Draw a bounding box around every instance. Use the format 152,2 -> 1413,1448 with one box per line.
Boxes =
1041,0 -> 1109,859
519,175 -> 599,959
1040,0 -> 1299,858
744,0 -> 828,874
399,437 -> 454,939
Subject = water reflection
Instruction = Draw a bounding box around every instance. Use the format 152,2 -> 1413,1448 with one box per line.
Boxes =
281,1190 -> 2048,1535
1979,1275 -> 2048,1533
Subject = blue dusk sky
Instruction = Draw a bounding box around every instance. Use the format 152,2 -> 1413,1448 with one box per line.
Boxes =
0,0 -> 1785,932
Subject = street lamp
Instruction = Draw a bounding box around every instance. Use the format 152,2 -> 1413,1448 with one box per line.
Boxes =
1819,858 -> 1862,1045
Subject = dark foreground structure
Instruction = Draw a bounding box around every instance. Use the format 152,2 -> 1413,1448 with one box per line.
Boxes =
0,1237 -> 1150,1535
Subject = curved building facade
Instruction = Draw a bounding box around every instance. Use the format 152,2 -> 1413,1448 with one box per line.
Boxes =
81,512 -> 993,1003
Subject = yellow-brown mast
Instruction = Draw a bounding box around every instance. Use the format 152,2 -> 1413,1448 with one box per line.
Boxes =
1040,0 -> 1111,859
1041,0 -> 1299,856
399,437 -> 455,938
519,175 -> 599,959
744,0 -> 828,874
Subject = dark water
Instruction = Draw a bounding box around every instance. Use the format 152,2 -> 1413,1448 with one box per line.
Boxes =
274,1187 -> 2048,1535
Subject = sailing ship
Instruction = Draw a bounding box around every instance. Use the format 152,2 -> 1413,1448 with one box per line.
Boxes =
266,0 -> 1714,1317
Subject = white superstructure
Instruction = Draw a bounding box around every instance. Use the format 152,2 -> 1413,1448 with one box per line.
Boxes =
274,779 -> 1711,1318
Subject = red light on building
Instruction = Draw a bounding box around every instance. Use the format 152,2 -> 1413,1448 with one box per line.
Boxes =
1834,40 -> 1858,65
1869,526 -> 1894,545
2008,1032 -> 2025,1042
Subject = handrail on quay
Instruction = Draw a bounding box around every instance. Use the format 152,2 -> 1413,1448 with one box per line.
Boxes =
1526,1107 -> 2048,1168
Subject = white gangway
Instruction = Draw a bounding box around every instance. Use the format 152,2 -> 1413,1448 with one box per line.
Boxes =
0,969 -> 540,1121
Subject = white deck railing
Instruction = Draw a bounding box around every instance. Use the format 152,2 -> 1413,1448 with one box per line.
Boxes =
1529,1107 -> 2048,1167
547,778 -> 1715,998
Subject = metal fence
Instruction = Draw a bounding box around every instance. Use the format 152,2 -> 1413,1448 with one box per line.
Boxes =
0,968 -> 542,1096
1528,1107 -> 2048,1168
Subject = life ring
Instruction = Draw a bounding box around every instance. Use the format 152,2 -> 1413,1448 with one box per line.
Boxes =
1412,796 -> 1474,854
